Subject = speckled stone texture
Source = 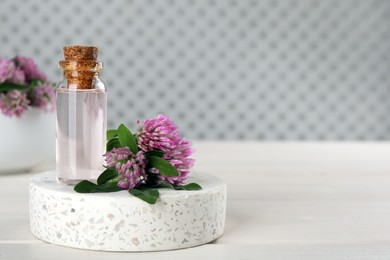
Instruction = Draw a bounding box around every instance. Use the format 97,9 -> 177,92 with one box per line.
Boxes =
29,171 -> 226,251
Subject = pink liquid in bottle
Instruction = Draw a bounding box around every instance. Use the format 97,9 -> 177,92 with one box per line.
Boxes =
56,89 -> 106,184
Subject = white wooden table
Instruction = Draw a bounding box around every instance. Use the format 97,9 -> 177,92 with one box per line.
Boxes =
2,142 -> 390,259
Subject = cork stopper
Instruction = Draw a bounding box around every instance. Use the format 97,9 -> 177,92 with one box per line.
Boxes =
61,46 -> 100,89
64,46 -> 97,61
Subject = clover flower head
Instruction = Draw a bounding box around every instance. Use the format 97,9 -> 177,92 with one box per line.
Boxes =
0,90 -> 30,117
137,114 -> 195,186
0,58 -> 15,83
160,139 -> 195,185
31,81 -> 55,112
105,147 -> 147,189
137,114 -> 181,152
10,68 -> 26,84
14,56 -> 47,81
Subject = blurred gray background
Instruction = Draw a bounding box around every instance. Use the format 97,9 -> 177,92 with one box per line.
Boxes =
1,0 -> 389,140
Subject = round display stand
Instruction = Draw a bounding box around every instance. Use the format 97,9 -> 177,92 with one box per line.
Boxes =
29,171 -> 226,251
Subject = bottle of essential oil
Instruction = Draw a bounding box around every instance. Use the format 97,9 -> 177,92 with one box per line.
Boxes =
56,46 -> 107,184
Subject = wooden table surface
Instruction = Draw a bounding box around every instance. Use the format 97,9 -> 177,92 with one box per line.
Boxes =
2,142 -> 390,259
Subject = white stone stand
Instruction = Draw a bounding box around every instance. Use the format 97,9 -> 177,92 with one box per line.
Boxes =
29,171 -> 227,251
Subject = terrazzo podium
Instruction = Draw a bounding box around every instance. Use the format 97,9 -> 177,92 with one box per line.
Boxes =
29,171 -> 226,251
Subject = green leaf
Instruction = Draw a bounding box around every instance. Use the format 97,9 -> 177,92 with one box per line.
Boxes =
74,180 -> 98,193
117,124 -> 138,154
129,188 -> 160,204
144,150 -> 165,158
175,183 -> 202,190
30,78 -> 44,87
157,182 -> 202,191
0,83 -> 28,92
106,138 -> 120,151
107,129 -> 117,141
97,168 -> 118,185
74,179 -> 122,193
96,182 -> 122,192
148,156 -> 180,177
157,182 -> 175,189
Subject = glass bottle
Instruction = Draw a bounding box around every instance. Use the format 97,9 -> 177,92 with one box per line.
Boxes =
56,46 -> 107,184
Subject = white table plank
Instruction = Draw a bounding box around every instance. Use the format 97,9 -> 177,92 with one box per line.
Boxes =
2,244 -> 390,260
194,142 -> 390,173
222,200 -> 390,244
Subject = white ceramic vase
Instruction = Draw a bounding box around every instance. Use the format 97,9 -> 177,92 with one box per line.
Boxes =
0,108 -> 55,173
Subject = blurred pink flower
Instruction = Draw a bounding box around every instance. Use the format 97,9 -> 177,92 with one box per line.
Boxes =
0,56 -> 54,117
10,68 -> 26,84
14,56 -> 47,82
0,58 -> 15,83
30,81 -> 55,112
0,90 -> 30,117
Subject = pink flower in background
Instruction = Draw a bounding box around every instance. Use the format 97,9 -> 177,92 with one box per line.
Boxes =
0,58 -> 15,83
14,56 -> 47,81
0,56 -> 54,117
30,81 -> 55,112
105,147 -> 147,189
137,114 -> 195,185
10,68 -> 26,84
0,90 -> 30,117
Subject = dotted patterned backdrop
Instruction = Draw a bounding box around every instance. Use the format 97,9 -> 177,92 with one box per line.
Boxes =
1,0 -> 390,140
